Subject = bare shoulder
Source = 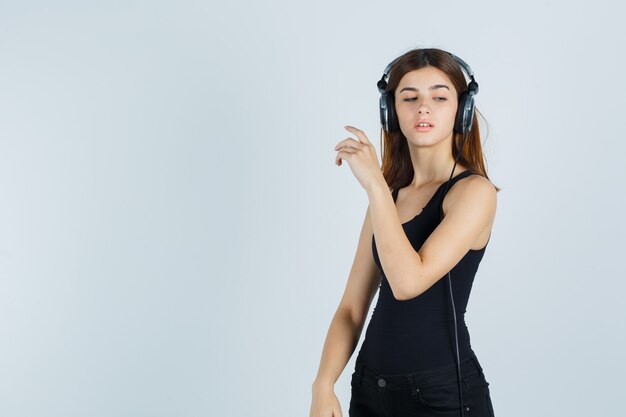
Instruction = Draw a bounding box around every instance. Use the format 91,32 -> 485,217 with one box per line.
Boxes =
442,173 -> 497,218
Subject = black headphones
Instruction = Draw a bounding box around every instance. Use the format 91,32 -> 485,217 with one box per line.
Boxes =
376,52 -> 479,135
376,51 -> 480,417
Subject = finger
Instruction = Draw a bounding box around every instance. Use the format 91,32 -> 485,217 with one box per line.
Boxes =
335,137 -> 363,151
335,148 -> 356,166
337,147 -> 356,155
344,125 -> 372,145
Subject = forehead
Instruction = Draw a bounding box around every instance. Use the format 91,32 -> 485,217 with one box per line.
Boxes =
396,66 -> 456,94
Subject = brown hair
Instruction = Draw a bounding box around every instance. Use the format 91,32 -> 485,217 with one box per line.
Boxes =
379,48 -> 501,193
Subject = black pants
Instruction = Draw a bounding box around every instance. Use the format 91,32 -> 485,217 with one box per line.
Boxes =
349,352 -> 495,417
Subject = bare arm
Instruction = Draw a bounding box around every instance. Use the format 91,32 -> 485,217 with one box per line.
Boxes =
312,205 -> 380,390
368,174 -> 497,300
311,308 -> 365,391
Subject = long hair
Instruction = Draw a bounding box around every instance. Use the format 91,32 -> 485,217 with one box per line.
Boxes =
379,48 -> 501,193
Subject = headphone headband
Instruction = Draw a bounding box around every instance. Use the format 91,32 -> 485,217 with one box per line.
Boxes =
377,56 -> 402,93
377,52 -> 478,94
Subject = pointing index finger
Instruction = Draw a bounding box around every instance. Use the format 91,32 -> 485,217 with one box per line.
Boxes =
344,125 -> 371,145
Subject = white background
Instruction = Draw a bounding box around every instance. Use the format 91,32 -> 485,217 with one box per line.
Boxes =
1,1 -> 624,416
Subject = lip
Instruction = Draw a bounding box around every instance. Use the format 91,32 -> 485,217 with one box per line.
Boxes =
415,120 -> 434,127
415,120 -> 434,132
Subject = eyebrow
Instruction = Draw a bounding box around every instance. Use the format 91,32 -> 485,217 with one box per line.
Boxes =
399,84 -> 450,93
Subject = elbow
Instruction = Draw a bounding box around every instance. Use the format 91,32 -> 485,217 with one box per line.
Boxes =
393,286 -> 418,302
391,254 -> 424,301
392,290 -> 410,301
391,272 -> 424,301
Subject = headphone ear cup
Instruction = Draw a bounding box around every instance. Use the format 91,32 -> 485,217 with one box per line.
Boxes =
385,93 -> 399,132
379,92 -> 399,133
379,93 -> 388,131
454,92 -> 475,134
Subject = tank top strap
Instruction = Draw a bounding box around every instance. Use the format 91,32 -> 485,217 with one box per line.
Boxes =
440,170 -> 477,196
435,170 -> 478,219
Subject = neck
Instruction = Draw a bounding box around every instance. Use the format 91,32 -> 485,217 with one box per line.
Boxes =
406,135 -> 463,189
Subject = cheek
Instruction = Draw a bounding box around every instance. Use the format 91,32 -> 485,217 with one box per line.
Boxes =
395,103 -> 414,120
438,103 -> 458,120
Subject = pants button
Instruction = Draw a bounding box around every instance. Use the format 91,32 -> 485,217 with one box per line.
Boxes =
378,378 -> 386,387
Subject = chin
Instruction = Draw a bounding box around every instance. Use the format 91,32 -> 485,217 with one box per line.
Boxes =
408,133 -> 448,147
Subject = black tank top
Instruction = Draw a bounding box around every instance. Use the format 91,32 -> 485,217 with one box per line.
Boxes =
357,170 -> 490,374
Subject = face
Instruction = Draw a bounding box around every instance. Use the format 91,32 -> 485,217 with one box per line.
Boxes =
394,66 -> 458,146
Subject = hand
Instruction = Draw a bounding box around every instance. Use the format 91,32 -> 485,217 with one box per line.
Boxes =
334,125 -> 383,191
309,383 -> 343,417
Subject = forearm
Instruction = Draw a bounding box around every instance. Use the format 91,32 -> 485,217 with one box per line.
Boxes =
312,308 -> 364,390
366,178 -> 423,300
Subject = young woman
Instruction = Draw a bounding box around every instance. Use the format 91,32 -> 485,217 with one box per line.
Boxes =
310,48 -> 500,417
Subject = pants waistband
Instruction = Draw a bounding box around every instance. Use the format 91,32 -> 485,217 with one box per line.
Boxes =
353,352 -> 484,391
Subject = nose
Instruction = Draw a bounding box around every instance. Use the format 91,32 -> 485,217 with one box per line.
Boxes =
417,100 -> 431,114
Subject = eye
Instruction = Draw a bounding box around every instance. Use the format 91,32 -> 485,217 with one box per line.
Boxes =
402,97 -> 447,102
